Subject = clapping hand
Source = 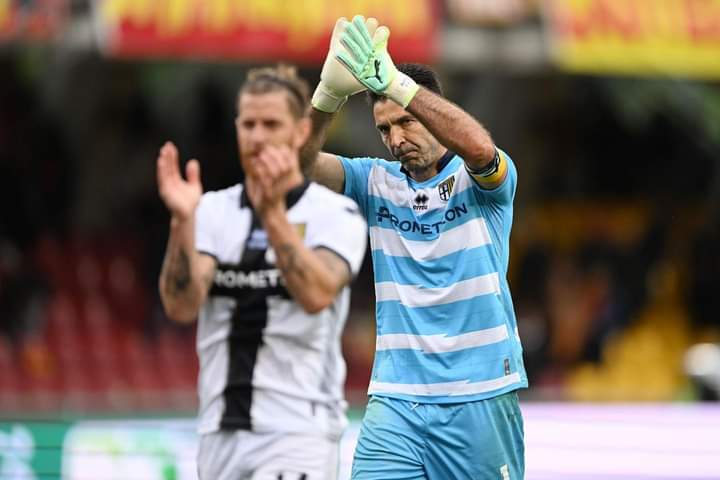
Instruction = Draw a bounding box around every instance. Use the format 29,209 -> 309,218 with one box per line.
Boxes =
311,15 -> 379,113
156,141 -> 203,222
245,145 -> 302,215
335,15 -> 419,108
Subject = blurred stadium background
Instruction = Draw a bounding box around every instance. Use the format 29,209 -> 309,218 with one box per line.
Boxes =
1,0 -> 720,478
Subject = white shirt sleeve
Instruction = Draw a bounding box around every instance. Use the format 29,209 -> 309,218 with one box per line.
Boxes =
305,195 -> 368,277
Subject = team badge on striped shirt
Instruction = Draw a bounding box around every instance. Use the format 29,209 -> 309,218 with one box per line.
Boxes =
438,176 -> 455,201
294,223 -> 307,238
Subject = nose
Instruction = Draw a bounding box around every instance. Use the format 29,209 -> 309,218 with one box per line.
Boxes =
248,124 -> 268,146
388,126 -> 405,150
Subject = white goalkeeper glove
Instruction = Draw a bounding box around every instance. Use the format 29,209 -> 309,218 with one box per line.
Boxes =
311,16 -> 379,113
336,16 -> 419,108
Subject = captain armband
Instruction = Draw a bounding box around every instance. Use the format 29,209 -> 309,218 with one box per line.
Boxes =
465,149 -> 508,189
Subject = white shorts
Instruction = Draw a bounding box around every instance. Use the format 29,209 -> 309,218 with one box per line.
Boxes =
197,430 -> 340,480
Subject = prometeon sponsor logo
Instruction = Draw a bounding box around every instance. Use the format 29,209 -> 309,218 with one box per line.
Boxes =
214,268 -> 283,289
376,203 -> 468,234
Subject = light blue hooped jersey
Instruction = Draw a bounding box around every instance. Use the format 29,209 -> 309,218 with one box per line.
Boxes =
340,150 -> 528,403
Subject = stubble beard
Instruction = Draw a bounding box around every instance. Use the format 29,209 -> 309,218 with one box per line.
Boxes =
402,158 -> 435,181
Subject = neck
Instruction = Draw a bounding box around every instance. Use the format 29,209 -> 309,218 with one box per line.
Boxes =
408,164 -> 437,183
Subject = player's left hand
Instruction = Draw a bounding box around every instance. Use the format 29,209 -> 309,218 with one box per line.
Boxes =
335,15 -> 419,108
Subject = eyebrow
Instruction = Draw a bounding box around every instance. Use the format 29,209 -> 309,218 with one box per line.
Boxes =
376,114 -> 415,130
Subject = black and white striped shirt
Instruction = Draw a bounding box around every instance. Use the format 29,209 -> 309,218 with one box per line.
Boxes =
194,182 -> 367,438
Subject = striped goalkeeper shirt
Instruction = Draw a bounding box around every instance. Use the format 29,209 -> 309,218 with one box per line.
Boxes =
340,149 -> 527,403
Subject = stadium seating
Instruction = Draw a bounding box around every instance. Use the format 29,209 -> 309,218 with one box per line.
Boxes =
1,236 -> 198,415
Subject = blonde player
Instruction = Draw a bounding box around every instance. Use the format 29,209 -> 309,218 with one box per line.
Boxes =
157,65 -> 367,480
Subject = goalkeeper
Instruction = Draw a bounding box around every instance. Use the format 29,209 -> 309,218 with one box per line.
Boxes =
304,15 -> 527,479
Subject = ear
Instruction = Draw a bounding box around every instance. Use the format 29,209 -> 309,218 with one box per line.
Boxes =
293,116 -> 312,150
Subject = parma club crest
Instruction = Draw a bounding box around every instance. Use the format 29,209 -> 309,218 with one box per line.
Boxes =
438,176 -> 455,201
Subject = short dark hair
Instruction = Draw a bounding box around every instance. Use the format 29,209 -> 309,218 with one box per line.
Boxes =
239,64 -> 310,118
367,63 -> 443,105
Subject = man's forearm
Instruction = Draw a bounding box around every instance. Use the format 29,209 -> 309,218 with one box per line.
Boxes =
300,109 -> 334,177
159,217 -> 209,322
299,109 -> 345,193
261,207 -> 340,313
407,88 -> 496,170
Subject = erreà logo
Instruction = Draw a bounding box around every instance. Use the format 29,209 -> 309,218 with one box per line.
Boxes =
438,176 -> 455,201
413,192 -> 429,211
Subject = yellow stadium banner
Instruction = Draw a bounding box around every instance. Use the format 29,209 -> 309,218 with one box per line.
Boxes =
544,0 -> 720,78
92,0 -> 439,63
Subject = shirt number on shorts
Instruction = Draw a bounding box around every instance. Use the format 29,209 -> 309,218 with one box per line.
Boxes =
500,464 -> 510,480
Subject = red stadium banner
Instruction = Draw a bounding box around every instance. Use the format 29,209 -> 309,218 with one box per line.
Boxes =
544,0 -> 720,78
92,0 -> 440,63
0,0 -> 69,41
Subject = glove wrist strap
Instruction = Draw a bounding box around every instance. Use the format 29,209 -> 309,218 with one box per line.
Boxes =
311,82 -> 348,113
385,72 -> 419,108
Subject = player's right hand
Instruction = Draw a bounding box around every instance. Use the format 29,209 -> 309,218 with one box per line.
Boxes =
156,141 -> 203,222
245,145 -> 299,215
311,16 -> 379,113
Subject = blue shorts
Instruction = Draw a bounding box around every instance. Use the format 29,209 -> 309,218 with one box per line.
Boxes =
351,392 -> 524,480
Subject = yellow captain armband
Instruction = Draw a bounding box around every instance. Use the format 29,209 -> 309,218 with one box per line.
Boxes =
465,149 -> 508,190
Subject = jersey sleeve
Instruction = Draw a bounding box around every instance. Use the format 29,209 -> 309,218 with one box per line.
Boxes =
305,198 -> 368,277
195,191 -> 221,260
338,156 -> 376,217
465,148 -> 517,206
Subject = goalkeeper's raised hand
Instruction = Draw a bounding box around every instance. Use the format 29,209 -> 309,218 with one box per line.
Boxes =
335,15 -> 419,108
311,16 -> 379,113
